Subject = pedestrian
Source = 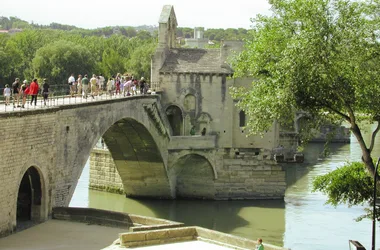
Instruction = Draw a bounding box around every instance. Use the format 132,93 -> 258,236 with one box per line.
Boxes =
12,78 -> 20,108
81,74 -> 89,98
90,74 -> 97,98
29,79 -> 39,106
256,238 -> 264,250
77,74 -> 82,96
132,79 -> 138,96
139,77 -> 146,95
201,127 -> 206,136
3,84 -> 11,106
68,73 -> 75,97
106,77 -> 113,96
190,126 -> 196,136
42,79 -> 49,106
99,74 -> 105,91
20,80 -> 28,108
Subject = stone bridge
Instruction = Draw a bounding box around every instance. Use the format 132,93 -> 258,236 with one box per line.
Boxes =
0,94 -> 286,237
0,95 -> 178,236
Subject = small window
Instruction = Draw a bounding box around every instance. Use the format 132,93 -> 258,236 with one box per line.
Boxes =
239,111 -> 246,127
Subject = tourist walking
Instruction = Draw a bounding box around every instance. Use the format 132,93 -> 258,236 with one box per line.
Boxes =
20,80 -> 28,108
106,77 -> 113,96
99,74 -> 105,91
29,79 -> 39,106
115,76 -> 121,96
42,79 -> 49,106
90,74 -> 97,98
81,74 -> 89,98
68,73 -> 75,97
77,74 -> 82,96
3,84 -> 11,106
132,78 -> 138,96
12,78 -> 20,108
139,77 -> 146,95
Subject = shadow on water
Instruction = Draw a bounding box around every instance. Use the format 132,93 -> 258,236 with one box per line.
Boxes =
285,142 -> 348,189
88,190 -> 286,246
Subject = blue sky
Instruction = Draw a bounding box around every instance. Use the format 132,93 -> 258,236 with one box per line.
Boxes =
0,0 -> 272,29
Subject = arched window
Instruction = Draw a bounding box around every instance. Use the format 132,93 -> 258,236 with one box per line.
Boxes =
184,94 -> 196,111
239,110 -> 246,127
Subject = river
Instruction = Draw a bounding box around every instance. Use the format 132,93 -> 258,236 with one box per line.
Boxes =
70,126 -> 380,250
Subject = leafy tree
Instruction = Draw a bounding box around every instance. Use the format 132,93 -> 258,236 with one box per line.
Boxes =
98,48 -> 127,79
313,161 -> 379,221
231,0 -> 380,216
126,39 -> 156,79
32,40 -> 94,84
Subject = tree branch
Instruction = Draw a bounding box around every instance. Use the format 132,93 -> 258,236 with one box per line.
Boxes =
321,103 -> 351,122
369,121 -> 380,153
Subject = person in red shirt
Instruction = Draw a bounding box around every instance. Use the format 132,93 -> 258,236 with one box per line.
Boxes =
29,78 -> 39,106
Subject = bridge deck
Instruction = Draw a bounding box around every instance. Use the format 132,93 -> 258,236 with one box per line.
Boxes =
0,93 -> 156,114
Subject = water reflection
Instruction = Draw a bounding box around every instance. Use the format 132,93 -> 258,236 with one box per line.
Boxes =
87,190 -> 285,246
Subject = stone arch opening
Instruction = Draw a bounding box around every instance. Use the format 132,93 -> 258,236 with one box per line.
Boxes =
99,118 -> 172,198
184,94 -> 196,112
166,105 -> 183,136
239,110 -> 246,127
16,166 -> 44,228
170,154 -> 216,199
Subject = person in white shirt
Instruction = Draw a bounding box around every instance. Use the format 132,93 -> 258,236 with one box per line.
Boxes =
3,84 -> 11,106
90,74 -> 97,98
68,73 -> 75,97
98,74 -> 105,91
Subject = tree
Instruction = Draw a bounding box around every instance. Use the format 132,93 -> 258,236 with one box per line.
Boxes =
313,161 -> 379,221
32,40 -> 94,84
231,0 -> 380,217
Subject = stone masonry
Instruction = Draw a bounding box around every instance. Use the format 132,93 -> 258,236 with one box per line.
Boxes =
0,95 -> 172,236
89,148 -> 124,193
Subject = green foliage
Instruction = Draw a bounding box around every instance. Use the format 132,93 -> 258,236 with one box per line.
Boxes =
0,25 -> 156,87
33,40 -> 94,84
232,0 -> 380,135
231,0 -> 380,218
313,162 -> 379,221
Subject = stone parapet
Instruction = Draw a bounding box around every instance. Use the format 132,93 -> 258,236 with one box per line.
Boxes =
168,135 -> 216,150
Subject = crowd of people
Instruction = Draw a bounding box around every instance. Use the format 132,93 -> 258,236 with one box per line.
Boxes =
2,73 -> 150,108
3,78 -> 49,108
68,73 -> 149,99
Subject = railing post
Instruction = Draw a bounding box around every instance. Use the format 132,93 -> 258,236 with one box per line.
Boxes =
372,157 -> 379,250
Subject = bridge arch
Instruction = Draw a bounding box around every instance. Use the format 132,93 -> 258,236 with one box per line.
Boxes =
169,153 -> 216,199
100,117 -> 172,198
61,97 -> 173,206
165,104 -> 183,136
16,166 -> 47,229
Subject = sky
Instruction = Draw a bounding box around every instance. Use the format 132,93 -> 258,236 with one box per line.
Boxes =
0,0 -> 272,30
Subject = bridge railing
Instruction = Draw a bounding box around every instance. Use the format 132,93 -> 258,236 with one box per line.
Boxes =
0,84 -> 158,113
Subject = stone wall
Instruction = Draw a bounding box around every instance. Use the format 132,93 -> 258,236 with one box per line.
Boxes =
89,149 -> 124,194
0,110 -> 58,236
216,150 -> 286,199
0,96 -> 173,237
91,147 -> 286,200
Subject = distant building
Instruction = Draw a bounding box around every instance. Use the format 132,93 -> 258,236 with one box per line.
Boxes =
184,27 -> 210,48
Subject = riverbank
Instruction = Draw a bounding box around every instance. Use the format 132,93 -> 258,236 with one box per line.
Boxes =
0,220 -> 122,250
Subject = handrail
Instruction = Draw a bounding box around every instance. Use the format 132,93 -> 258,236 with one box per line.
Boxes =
0,87 -> 157,113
